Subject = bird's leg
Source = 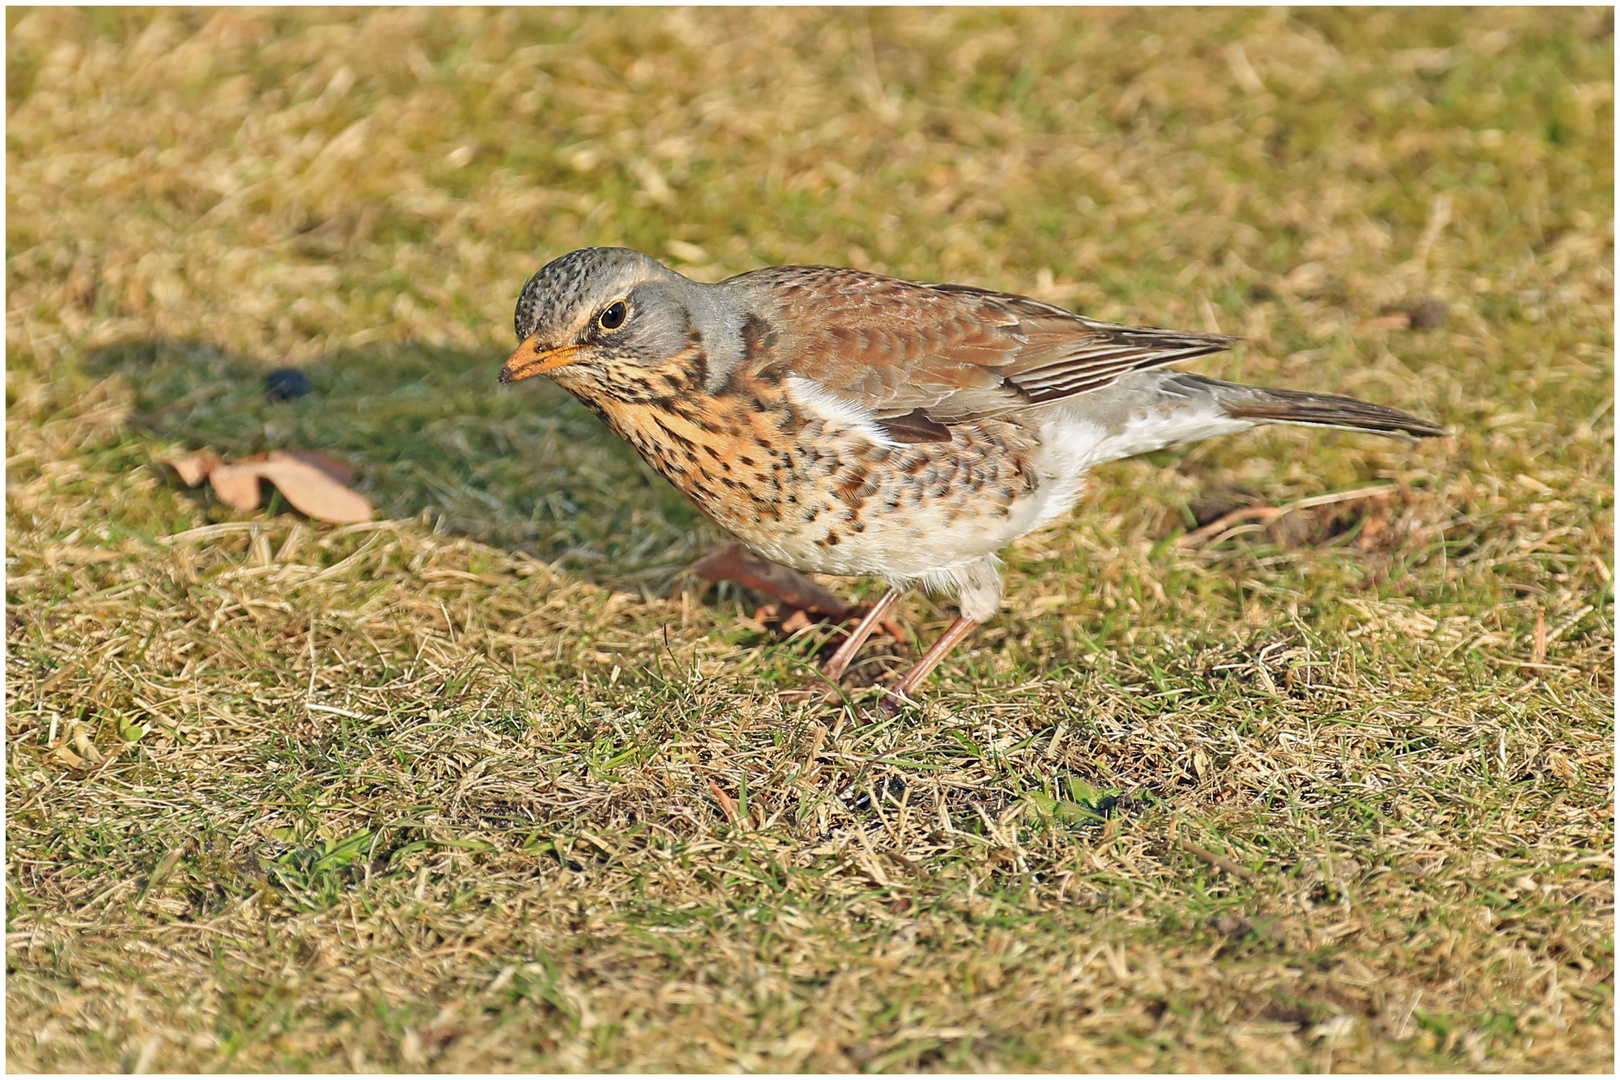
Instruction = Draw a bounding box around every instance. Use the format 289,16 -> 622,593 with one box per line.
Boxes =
880,614 -> 981,713
820,587 -> 901,682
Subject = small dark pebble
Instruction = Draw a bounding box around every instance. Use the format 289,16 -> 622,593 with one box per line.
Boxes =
1405,299 -> 1448,330
265,367 -> 312,400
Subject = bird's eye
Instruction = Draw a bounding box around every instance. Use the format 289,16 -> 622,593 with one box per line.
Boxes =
598,301 -> 628,331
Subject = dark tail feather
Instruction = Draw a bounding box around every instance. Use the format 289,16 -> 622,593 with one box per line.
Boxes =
1187,376 -> 1447,439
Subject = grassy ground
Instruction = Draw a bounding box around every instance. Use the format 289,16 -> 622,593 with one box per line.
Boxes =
6,7 -> 1613,1072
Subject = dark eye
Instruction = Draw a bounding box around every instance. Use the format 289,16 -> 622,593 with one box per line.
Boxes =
598,301 -> 628,330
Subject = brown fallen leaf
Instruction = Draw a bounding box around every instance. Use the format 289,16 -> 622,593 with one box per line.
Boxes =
161,451 -> 223,487
270,449 -> 356,487
206,462 -> 267,511
160,448 -> 372,524
776,607 -> 817,635
251,457 -> 372,523
689,542 -> 855,619
691,542 -> 906,648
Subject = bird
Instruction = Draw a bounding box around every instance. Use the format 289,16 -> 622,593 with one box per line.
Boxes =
501,247 -> 1445,708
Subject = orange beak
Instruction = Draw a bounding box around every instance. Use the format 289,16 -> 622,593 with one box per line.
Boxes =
500,337 -> 584,384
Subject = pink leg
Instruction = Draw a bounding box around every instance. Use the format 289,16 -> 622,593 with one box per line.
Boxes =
880,614 -> 981,712
820,587 -> 901,682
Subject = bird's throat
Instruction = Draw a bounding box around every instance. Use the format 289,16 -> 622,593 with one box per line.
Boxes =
556,338 -> 709,407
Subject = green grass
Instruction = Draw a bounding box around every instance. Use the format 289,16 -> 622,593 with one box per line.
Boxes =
6,7 -> 1613,1072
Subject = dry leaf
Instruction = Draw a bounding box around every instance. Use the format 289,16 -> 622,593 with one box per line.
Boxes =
252,458 -> 372,524
778,608 -> 816,634
207,462 -> 266,511
689,542 -> 855,619
692,543 -> 906,648
269,449 -> 356,487
161,452 -> 223,487
164,449 -> 372,524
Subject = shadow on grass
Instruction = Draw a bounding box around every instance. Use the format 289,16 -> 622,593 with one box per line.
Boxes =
78,335 -> 1440,626
84,337 -> 712,583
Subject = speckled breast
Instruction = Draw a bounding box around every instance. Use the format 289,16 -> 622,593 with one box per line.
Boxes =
592,390 -> 1043,580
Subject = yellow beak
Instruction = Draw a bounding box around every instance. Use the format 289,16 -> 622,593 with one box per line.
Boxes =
500,337 -> 583,383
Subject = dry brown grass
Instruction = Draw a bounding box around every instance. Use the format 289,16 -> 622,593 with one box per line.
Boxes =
7,7 -> 1614,1072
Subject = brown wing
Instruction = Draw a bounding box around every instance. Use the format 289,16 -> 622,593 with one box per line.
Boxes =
735,266 -> 1235,422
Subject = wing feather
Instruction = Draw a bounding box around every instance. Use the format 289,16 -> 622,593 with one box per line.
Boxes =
732,265 -> 1236,423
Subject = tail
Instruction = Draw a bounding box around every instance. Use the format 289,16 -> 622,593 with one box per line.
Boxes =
1054,370 -> 1447,467
1184,374 -> 1447,439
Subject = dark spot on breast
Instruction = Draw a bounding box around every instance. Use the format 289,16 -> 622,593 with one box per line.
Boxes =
652,417 -> 696,453
835,468 -> 876,507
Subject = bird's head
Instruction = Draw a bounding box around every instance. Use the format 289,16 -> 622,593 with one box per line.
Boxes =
502,247 -> 734,399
